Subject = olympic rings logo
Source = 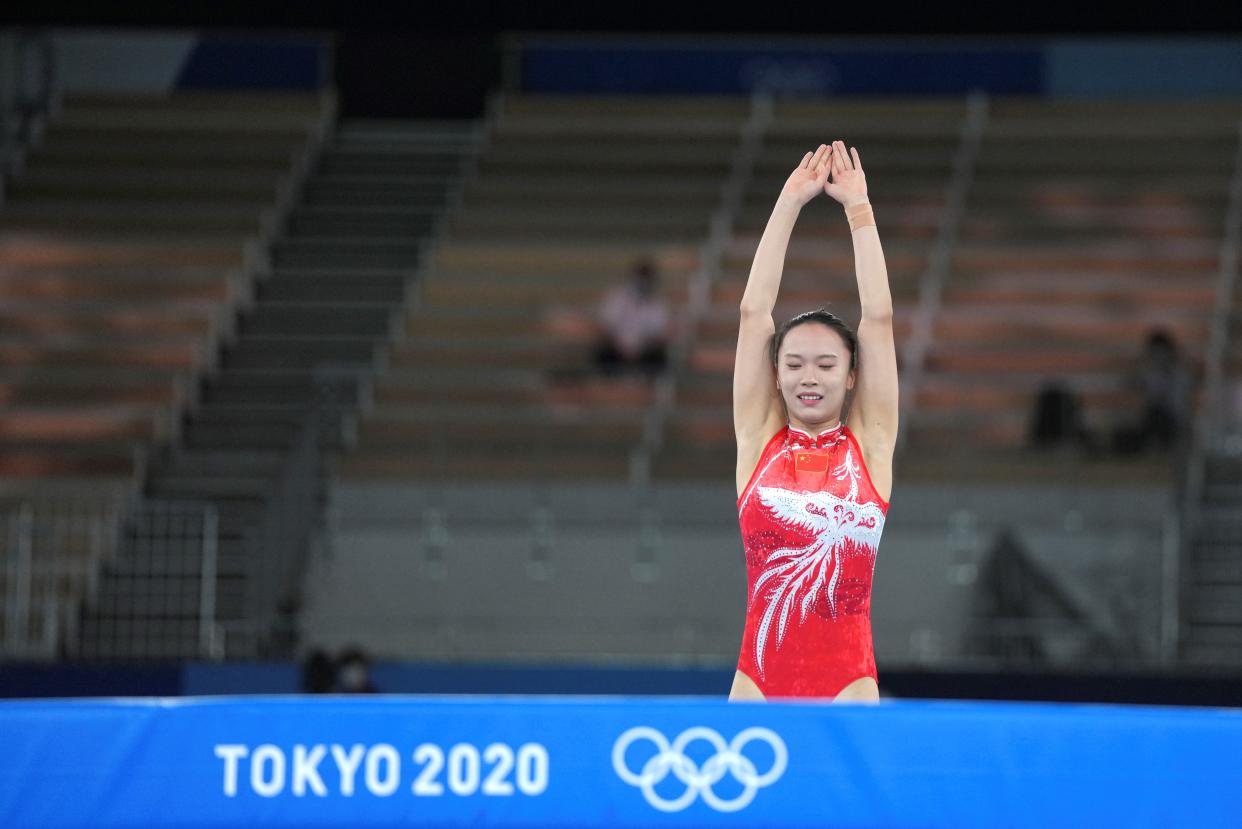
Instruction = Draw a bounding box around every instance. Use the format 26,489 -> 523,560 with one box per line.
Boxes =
611,726 -> 787,813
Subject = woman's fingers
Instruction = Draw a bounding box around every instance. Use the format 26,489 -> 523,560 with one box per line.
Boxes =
835,141 -> 852,170
815,155 -> 831,181
817,145 -> 832,172
802,143 -> 859,177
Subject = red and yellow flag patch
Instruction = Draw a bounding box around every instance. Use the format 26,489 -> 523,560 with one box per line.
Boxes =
794,451 -> 830,473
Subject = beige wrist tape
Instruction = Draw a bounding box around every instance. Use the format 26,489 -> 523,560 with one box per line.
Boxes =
845,201 -> 875,232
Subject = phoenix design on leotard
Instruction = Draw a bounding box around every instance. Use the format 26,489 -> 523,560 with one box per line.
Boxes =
750,448 -> 886,679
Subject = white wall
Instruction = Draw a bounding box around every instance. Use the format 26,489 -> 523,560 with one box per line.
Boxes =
52,30 -> 197,94
301,481 -> 1173,668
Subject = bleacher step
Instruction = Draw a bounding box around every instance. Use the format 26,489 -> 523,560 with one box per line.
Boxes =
152,449 -> 287,479
271,239 -> 423,270
146,476 -> 273,502
258,273 -> 407,303
239,304 -> 394,338
223,336 -> 379,370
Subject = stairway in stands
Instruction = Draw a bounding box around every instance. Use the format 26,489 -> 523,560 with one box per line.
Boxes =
79,120 -> 477,659
1181,200 -> 1242,668
1185,453 -> 1242,666
0,91 -> 325,659
340,95 -> 729,481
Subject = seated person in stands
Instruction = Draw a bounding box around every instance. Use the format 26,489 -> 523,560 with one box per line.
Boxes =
593,259 -> 671,378
300,648 -> 337,693
337,645 -> 379,694
1113,328 -> 1193,453
1029,382 -> 1086,451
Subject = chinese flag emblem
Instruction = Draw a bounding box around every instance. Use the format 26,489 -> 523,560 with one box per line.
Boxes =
795,451 -> 830,472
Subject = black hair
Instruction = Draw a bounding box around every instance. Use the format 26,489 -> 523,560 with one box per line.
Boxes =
1145,328 -> 1177,356
769,308 -> 857,370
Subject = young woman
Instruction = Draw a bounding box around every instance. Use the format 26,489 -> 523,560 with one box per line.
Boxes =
731,141 -> 898,702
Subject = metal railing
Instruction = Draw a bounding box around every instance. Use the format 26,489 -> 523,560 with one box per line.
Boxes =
96,501 -> 222,661
1180,118 -> 1242,543
399,94 -> 500,328
1,493 -> 128,660
895,91 -> 988,456
1172,115 -> 1242,664
0,496 -> 221,663
1159,509 -> 1181,666
630,92 -> 775,486
83,369 -> 356,662
0,88 -> 346,662
312,478 -> 1177,671
239,86 -> 340,309
221,410 -> 323,657
0,27 -> 57,192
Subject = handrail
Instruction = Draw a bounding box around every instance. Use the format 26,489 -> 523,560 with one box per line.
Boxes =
0,28 -> 59,202
198,504 -> 221,659
1,74 -> 341,662
102,90 -> 340,661
629,92 -> 775,487
130,90 -> 340,493
895,91 -> 988,456
403,93 -> 515,484
400,101 -> 493,330
1175,115 -> 1242,662
246,86 -> 341,303
1187,117 -> 1242,492
3,503 -> 34,656
1,493 -> 129,660
215,363 -> 369,658
1159,509 -> 1180,666
211,105 -> 476,657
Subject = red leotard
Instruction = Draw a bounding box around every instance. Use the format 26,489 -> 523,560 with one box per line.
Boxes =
736,423 -> 889,698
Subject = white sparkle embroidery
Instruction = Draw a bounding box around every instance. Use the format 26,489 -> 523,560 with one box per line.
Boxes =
750,450 -> 885,679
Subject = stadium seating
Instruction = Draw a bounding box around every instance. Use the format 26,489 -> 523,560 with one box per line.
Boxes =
0,92 -> 325,480
341,96 -> 745,480
916,99 -> 1230,462
0,92 -> 328,658
317,94 -> 1240,669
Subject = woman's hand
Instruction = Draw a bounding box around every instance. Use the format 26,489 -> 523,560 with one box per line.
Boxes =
823,140 -> 869,206
778,144 -> 832,208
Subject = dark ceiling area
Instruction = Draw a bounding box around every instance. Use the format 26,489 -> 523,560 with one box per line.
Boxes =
3,0 -> 1241,36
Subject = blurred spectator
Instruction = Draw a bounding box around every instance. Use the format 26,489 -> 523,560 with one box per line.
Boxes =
1113,328 -> 1193,454
1029,382 -> 1085,451
300,648 -> 337,693
337,645 -> 379,693
594,259 -> 671,378
1223,377 -> 1242,455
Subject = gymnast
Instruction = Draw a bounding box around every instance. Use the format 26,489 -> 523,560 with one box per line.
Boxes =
730,141 -> 898,702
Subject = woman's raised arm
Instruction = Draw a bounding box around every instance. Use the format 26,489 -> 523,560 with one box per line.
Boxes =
734,144 -> 832,485
823,141 -> 899,467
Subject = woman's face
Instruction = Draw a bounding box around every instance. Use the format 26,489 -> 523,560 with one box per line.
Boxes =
776,323 -> 855,429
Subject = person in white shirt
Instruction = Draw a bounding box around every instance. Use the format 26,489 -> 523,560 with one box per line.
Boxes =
594,259 -> 671,378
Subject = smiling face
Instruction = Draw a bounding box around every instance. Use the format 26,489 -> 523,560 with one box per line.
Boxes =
776,322 -> 856,431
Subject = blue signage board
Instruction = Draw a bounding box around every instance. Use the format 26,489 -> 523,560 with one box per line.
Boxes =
520,42 -> 1044,96
1,696 -> 1239,827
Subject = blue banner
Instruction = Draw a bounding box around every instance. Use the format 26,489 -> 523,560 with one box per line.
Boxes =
176,36 -> 328,91
1,696 -> 1240,827
520,42 -> 1043,96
